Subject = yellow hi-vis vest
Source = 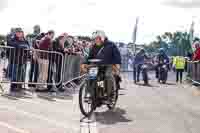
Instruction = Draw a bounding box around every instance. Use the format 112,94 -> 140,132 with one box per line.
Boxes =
173,56 -> 185,69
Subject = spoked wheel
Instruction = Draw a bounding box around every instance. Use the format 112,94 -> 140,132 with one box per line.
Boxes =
107,76 -> 119,110
159,69 -> 164,84
142,70 -> 148,85
162,71 -> 168,84
79,80 -> 95,117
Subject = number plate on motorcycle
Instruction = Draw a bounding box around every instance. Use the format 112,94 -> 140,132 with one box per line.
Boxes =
88,67 -> 98,78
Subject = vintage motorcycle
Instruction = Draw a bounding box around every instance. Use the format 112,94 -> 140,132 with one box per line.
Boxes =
79,59 -> 119,117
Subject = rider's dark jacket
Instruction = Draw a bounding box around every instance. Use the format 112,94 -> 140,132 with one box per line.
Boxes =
157,53 -> 169,64
87,39 -> 121,64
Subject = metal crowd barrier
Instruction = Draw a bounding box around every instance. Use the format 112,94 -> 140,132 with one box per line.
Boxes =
62,54 -> 84,85
121,55 -> 129,71
187,61 -> 200,84
0,45 -> 86,92
0,46 -> 64,90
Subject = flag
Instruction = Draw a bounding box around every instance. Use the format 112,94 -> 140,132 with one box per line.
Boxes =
189,21 -> 194,52
132,17 -> 139,44
132,17 -> 139,55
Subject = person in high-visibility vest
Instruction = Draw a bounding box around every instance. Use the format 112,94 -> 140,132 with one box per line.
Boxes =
173,56 -> 186,83
172,56 -> 176,72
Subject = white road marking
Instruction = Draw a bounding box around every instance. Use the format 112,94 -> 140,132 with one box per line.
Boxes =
73,93 -> 98,133
0,105 -> 79,132
0,121 -> 30,133
72,94 -> 79,114
88,114 -> 99,133
0,91 -> 82,132
80,114 -> 98,133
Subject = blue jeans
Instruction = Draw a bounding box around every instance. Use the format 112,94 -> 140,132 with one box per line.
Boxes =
29,59 -> 39,86
133,64 -> 142,82
9,64 -> 26,91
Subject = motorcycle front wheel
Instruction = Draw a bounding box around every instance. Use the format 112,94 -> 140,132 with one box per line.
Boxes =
142,70 -> 148,85
79,80 -> 95,117
162,71 -> 168,84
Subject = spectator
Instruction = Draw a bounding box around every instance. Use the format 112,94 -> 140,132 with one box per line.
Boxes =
47,33 -> 68,92
5,28 -> 16,79
8,28 -> 30,95
36,30 -> 54,91
33,25 -> 41,35
7,28 -> 16,46
28,26 -> 43,88
39,30 -> 54,51
133,49 -> 148,83
0,40 -> 5,46
193,41 -> 200,61
187,52 -> 193,61
26,25 -> 41,48
0,40 -> 6,57
81,41 -> 90,59
172,56 -> 176,72
173,56 -> 186,83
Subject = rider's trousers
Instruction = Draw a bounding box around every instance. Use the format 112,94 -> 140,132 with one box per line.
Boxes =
104,65 -> 113,97
88,65 -> 114,98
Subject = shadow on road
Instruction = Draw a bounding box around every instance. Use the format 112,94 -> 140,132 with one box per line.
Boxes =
36,92 -> 74,101
136,83 -> 158,87
80,116 -> 96,123
165,83 -> 176,86
95,108 -> 132,125
37,93 -> 57,102
1,94 -> 19,100
2,93 -> 33,100
119,88 -> 127,90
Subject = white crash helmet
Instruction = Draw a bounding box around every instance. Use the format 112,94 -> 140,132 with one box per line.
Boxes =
92,30 -> 106,40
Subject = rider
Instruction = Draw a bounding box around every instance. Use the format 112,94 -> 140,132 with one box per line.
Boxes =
133,49 -> 148,83
83,30 -> 121,102
155,48 -> 170,79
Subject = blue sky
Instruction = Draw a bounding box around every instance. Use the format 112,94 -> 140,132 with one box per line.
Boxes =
0,0 -> 200,44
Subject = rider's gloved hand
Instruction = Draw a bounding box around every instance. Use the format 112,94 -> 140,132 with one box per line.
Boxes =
80,64 -> 88,74
112,64 -> 120,75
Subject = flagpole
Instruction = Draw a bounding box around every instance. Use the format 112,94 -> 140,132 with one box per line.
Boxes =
132,17 -> 139,81
132,17 -> 139,56
189,21 -> 194,52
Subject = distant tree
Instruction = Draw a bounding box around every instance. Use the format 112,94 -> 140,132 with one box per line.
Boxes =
0,34 -> 5,41
194,37 -> 200,42
145,31 -> 194,56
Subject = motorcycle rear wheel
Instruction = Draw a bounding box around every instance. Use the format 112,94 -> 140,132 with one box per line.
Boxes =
107,75 -> 119,110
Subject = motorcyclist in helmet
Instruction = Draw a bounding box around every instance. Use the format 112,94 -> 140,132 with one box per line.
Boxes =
133,48 -> 148,83
82,30 -> 121,103
155,48 -> 170,79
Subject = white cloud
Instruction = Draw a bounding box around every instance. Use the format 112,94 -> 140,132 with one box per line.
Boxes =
0,0 -> 199,44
